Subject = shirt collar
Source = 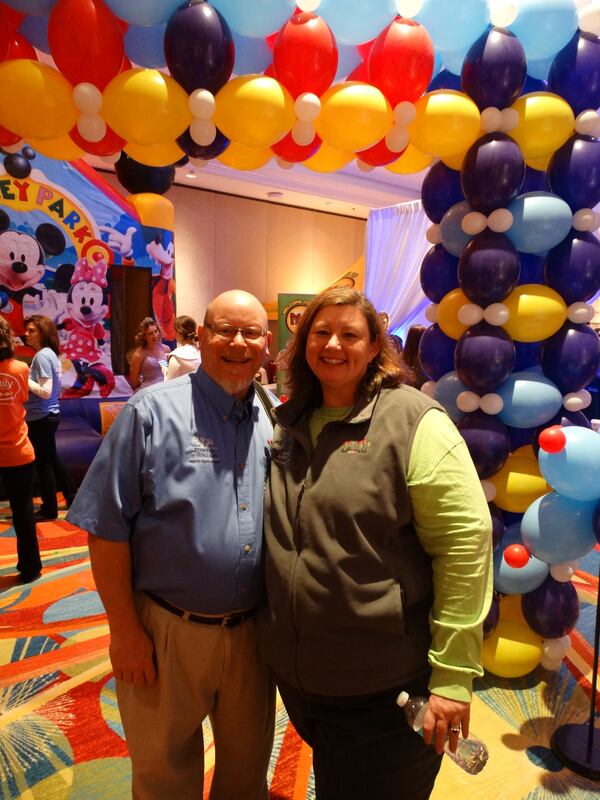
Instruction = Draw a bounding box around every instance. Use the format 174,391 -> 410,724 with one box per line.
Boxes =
193,367 -> 255,422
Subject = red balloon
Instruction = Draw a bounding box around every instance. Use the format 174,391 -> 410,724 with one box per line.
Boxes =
273,12 -> 338,98
357,39 -> 375,60
0,124 -> 21,147
347,60 -> 369,82
70,124 -> 126,156
538,425 -> 567,454
357,137 -> 400,166
0,3 -> 24,29
6,32 -> 37,61
271,130 -> 321,162
0,6 -> 11,62
48,0 -> 124,90
503,544 -> 530,568
368,17 -> 434,106
264,63 -> 276,78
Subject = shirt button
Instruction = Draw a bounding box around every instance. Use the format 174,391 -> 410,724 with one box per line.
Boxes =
239,462 -> 245,470
244,544 -> 251,553
240,503 -> 248,511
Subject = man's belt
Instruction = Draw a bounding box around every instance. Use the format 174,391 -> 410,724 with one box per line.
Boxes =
145,591 -> 257,628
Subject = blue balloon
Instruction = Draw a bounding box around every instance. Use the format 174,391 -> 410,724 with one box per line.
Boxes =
539,425 -> 600,501
461,133 -> 525,215
508,0 -> 578,61
5,0 -> 54,12
490,503 -> 505,549
177,126 -> 229,159
514,340 -> 541,371
493,523 -> 549,595
521,74 -> 547,94
497,370 -> 563,429
421,161 -> 464,224
420,245 -> 459,303
541,323 -> 600,394
521,166 -> 548,195
125,23 -> 166,68
433,370 -> 468,422
419,324 -> 457,382
335,43 -> 362,81
462,26 -> 526,110
544,231 -> 600,304
506,192 -> 573,254
508,426 -> 536,451
317,0 -> 396,45
19,13 -> 49,52
232,31 -> 272,75
414,0 -> 489,53
440,201 -> 474,256
521,492 -> 598,564
428,68 -> 462,92
526,55 -> 554,81
548,31 -> 600,116
203,0 -> 295,37
104,0 -> 181,26
548,135 -> 600,213
518,252 -> 545,285
458,411 -> 510,479
455,321 -> 515,394
522,575 -> 579,638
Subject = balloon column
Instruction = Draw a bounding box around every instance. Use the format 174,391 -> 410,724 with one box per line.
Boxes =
415,3 -> 600,678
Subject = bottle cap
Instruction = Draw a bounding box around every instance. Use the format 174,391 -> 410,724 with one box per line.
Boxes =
396,691 -> 409,707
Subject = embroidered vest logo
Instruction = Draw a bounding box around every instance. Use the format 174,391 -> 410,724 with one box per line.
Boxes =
189,435 -> 219,463
340,438 -> 371,455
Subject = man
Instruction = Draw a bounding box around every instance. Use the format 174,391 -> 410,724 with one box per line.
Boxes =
67,290 -> 275,800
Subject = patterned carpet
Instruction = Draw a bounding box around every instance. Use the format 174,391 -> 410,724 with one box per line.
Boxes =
0,502 -> 599,799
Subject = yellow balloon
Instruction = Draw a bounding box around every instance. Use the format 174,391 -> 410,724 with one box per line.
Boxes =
103,68 -> 191,146
303,142 -> 354,173
510,92 -> 574,159
385,143 -> 434,174
214,76 -> 295,149
315,82 -> 393,152
489,453 -> 550,513
0,59 -> 77,140
437,288 -> 471,340
482,619 -> 543,678
218,141 -> 272,171
511,444 -> 537,462
498,594 -> 528,626
124,141 -> 184,167
128,194 -> 175,230
441,151 -> 466,170
408,90 -> 481,158
502,284 -> 567,343
526,154 -> 551,172
29,134 -> 84,161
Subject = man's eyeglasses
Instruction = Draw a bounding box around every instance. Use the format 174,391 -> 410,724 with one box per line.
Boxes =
204,322 -> 267,341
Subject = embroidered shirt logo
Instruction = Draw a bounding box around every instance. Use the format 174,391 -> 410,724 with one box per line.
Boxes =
189,435 -> 219,463
340,438 -> 371,455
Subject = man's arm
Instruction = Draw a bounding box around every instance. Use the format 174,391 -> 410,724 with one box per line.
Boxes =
88,533 -> 156,685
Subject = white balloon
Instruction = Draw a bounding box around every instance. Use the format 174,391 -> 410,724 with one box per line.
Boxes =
385,125 -> 410,153
543,635 -> 572,659
425,303 -> 439,322
567,301 -> 595,324
540,655 -> 563,671
295,92 -> 321,122
480,107 -> 502,133
297,0 -> 321,10
421,380 -> 437,397
356,159 -> 375,172
276,157 -> 294,170
480,393 -> 504,415
426,225 -> 442,245
458,303 -> 484,326
291,120 -> 316,146
550,563 -> 576,582
484,303 -> 510,326
73,82 -> 103,114
462,211 -> 488,235
395,0 -> 424,16
563,389 -> 592,411
457,391 -> 480,413
575,110 -> 600,136
487,208 -> 513,233
190,118 -> 216,146
573,208 -> 600,232
488,0 -> 519,26
393,101 -> 416,126
189,89 -> 215,119
579,2 -> 600,35
481,479 -> 497,502
77,113 -> 106,143
499,107 -> 519,133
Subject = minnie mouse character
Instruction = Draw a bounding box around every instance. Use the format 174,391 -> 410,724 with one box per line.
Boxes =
60,257 -> 115,398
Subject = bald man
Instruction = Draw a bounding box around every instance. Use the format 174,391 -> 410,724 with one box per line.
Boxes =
68,291 -> 275,800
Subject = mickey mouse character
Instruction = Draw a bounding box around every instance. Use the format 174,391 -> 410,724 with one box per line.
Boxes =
0,209 -> 66,338
59,257 -> 115,398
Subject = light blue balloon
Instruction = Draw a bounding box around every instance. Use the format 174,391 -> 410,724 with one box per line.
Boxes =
5,0 -> 54,13
506,192 -> 573,254
440,201 -> 474,257
125,23 -> 166,69
318,0 -> 397,45
104,0 -> 181,26
497,370 -> 563,429
526,55 -> 554,81
433,371 -> 468,423
19,14 -> 49,53
539,425 -> 600,501
438,44 -> 470,76
414,0 -> 489,53
335,43 -> 362,81
232,32 -> 272,75
493,522 -> 549,594
509,0 -> 578,62
521,492 -> 598,564
211,0 -> 296,38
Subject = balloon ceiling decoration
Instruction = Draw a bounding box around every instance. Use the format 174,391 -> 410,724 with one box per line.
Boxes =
2,0 -> 600,679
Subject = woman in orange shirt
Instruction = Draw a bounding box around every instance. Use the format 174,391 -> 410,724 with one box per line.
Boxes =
0,317 -> 41,582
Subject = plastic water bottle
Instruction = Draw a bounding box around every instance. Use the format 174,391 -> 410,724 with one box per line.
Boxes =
396,692 -> 489,775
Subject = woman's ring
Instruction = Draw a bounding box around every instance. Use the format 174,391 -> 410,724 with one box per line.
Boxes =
449,725 -> 461,734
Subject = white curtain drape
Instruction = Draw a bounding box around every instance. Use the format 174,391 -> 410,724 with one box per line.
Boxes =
364,200 -> 431,341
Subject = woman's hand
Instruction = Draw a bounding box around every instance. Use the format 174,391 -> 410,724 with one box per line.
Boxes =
127,349 -> 143,390
422,694 -> 470,754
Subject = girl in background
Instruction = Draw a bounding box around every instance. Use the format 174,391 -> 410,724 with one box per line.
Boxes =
127,317 -> 170,392
166,315 -> 201,380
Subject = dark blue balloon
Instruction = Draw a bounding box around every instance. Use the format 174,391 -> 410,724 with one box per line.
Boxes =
522,575 -> 580,638
419,323 -> 456,381
420,245 -> 459,302
455,321 -> 516,393
514,340 -> 541,371
458,231 -> 520,305
115,153 -> 175,195
428,69 -> 462,91
540,322 -> 600,393
461,133 -> 525,214
548,135 -> 600,212
544,230 -> 600,303
458,411 -> 511,478
483,592 -> 500,638
548,31 -> 600,116
518,252 -> 546,284
177,126 -> 229,159
462,26 -> 526,110
508,426 -> 535,451
521,165 -> 548,195
490,503 -> 505,550
421,161 -> 464,223
520,74 -> 547,94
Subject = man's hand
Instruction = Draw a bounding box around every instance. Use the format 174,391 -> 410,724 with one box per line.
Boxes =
109,623 -> 156,685
422,694 -> 470,755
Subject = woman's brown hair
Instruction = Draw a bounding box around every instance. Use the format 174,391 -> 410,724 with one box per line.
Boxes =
0,316 -> 15,360
24,314 -> 60,355
279,287 -> 407,409
134,317 -> 159,348
174,315 -> 198,344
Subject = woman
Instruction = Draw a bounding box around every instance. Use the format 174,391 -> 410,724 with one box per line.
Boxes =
402,324 -> 428,390
258,287 -> 493,800
127,317 -> 170,392
165,315 -> 200,380
0,318 -> 42,582
24,314 -> 76,521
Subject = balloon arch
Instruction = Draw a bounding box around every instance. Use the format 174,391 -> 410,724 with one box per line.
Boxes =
1,0 -> 600,680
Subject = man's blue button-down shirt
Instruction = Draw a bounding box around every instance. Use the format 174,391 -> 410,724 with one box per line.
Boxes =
67,368 -> 273,613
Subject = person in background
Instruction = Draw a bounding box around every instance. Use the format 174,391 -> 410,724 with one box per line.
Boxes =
0,317 -> 41,583
67,290 -> 276,800
127,316 -> 170,392
165,314 -> 201,380
258,287 -> 492,800
402,324 -> 428,390
24,314 -> 76,520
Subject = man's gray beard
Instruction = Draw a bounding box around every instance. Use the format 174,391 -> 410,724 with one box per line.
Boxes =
219,376 -> 253,398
